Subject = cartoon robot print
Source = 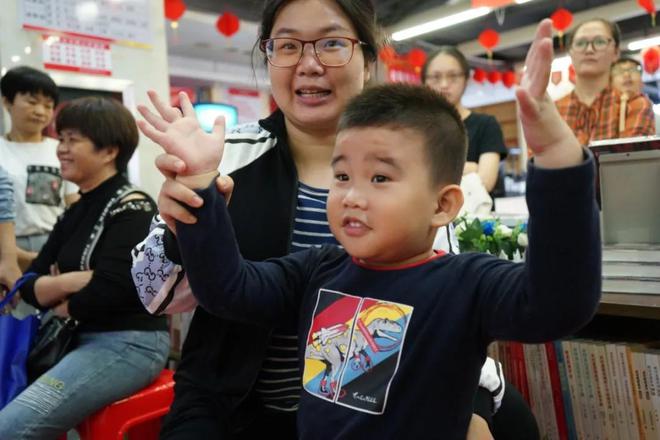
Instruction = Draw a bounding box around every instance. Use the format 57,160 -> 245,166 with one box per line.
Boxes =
303,289 -> 413,414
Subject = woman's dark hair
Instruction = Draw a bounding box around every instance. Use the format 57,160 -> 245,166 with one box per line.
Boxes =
421,46 -> 470,84
567,18 -> 621,49
253,0 -> 380,65
56,97 -> 138,172
0,66 -> 59,105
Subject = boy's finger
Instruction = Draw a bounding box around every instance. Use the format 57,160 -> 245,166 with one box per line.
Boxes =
528,39 -> 553,99
162,179 -> 204,208
180,92 -> 196,119
155,154 -> 186,178
137,120 -> 169,147
158,193 -> 198,225
148,90 -> 182,122
515,87 -> 539,123
215,175 -> 235,204
138,104 -> 169,132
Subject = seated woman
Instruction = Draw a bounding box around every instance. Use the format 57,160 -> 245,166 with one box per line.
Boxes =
0,97 -> 170,439
422,46 -> 508,199
556,19 -> 655,145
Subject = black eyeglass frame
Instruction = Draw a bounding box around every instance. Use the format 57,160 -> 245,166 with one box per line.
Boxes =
570,37 -> 614,53
259,36 -> 368,67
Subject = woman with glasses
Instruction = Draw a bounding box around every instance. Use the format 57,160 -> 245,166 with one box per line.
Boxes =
133,1 -> 501,439
422,47 -> 507,195
556,19 -> 654,145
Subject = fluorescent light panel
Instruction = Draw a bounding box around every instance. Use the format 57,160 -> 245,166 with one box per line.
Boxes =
392,7 -> 491,41
628,35 -> 660,51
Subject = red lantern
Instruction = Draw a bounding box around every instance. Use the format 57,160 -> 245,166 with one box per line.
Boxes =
473,68 -> 486,83
379,46 -> 398,65
407,48 -> 427,68
478,29 -> 499,58
550,8 -> 573,48
487,70 -> 502,84
638,0 -> 657,26
216,12 -> 240,37
502,71 -> 516,88
643,47 -> 660,74
164,0 -> 186,21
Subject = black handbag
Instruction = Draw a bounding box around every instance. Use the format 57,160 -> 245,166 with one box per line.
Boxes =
26,316 -> 79,383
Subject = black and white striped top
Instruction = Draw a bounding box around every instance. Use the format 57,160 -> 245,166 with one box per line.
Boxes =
254,182 -> 338,412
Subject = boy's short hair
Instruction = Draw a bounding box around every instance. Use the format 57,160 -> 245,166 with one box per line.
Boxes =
338,83 -> 467,185
611,57 -> 641,71
56,97 -> 138,173
0,66 -> 59,105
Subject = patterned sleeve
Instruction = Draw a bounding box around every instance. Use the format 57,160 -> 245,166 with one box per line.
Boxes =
0,166 -> 14,222
624,94 -> 656,137
131,215 -> 198,314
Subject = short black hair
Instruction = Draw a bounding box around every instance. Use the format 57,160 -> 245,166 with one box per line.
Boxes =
612,57 -> 641,70
422,46 -> 470,83
56,97 -> 138,172
567,18 -> 621,49
254,0 -> 381,65
338,83 -> 466,185
0,66 -> 59,105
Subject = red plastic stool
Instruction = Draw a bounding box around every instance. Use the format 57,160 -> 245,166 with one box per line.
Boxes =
74,369 -> 175,440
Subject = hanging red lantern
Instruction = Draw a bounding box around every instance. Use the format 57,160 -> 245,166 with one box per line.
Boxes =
478,29 -> 500,59
487,70 -> 502,84
502,70 -> 516,88
407,48 -> 427,68
473,68 -> 486,83
216,12 -> 240,37
550,8 -> 573,49
164,0 -> 186,21
643,47 -> 660,74
638,0 -> 657,26
379,46 -> 398,65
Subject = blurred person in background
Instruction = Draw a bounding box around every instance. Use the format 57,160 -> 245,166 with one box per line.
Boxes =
611,57 -> 644,97
556,19 -> 655,145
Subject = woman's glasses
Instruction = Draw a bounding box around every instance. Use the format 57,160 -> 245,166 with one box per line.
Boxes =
570,37 -> 614,53
260,37 -> 367,67
425,72 -> 466,85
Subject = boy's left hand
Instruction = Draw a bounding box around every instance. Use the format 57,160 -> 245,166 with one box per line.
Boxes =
517,19 -> 582,169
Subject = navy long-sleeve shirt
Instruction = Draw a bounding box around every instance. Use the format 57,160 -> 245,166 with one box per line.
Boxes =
177,151 -> 601,439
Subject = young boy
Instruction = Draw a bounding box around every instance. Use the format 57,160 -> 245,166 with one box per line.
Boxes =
139,21 -> 601,438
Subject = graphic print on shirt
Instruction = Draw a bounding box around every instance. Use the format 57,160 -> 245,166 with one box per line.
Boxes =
303,289 -> 413,414
25,165 -> 62,206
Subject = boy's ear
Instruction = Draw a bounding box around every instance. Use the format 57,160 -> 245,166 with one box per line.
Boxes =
431,184 -> 463,228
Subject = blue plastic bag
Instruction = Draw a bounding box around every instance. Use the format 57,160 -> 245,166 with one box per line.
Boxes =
0,273 -> 38,409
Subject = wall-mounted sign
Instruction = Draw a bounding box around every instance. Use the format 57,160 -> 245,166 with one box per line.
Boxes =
21,0 -> 152,47
42,35 -> 112,76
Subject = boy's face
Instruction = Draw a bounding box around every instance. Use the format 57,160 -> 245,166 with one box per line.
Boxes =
2,92 -> 54,136
327,126 -> 446,267
611,61 -> 643,97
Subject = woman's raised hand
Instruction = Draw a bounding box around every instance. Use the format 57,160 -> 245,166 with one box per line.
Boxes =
137,91 -> 225,176
516,19 -> 582,168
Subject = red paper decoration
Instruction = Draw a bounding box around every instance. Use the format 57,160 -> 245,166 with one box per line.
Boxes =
407,48 -> 427,68
638,0 -> 657,26
502,71 -> 516,88
568,64 -> 576,84
216,12 -> 240,37
379,46 -> 398,65
643,47 -> 660,74
550,8 -> 573,33
473,68 -> 486,83
487,70 -> 502,84
164,0 -> 186,21
478,29 -> 500,58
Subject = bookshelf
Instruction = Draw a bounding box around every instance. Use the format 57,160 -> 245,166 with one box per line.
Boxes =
599,294 -> 660,320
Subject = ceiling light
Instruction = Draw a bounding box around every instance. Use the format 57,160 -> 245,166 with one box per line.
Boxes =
10,55 -> 20,63
24,46 -> 32,54
514,0 -> 534,4
392,7 -> 491,41
628,35 -> 660,51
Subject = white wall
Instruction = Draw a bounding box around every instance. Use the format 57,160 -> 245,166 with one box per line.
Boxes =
0,1 -> 170,198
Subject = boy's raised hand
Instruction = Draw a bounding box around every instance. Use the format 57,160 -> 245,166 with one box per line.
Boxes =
137,91 -> 225,178
517,19 -> 582,169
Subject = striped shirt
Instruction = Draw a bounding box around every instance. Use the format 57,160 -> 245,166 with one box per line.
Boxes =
255,182 -> 338,412
555,87 -> 655,146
